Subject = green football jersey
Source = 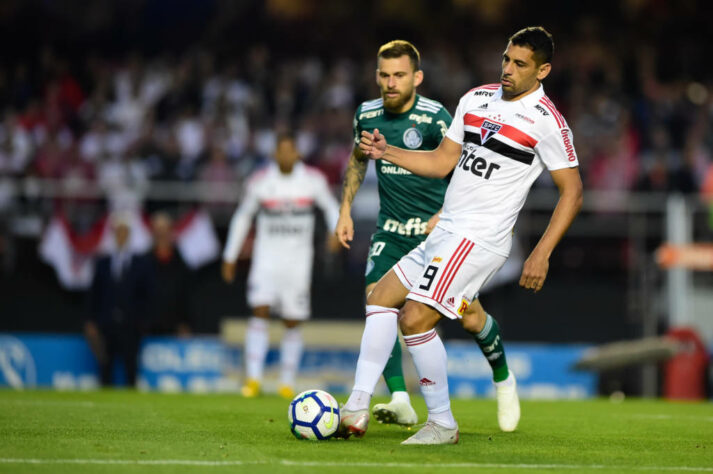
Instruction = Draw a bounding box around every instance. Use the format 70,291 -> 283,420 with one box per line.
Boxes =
353,94 -> 452,242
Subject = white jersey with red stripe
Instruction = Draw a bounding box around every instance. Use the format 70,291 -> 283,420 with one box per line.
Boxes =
440,83 -> 579,257
222,162 -> 339,269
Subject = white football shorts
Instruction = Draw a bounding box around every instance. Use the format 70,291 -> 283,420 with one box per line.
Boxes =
393,226 -> 507,320
247,261 -> 311,320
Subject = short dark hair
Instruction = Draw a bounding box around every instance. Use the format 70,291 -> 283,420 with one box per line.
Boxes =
377,40 -> 421,71
509,26 -> 554,65
276,131 -> 296,145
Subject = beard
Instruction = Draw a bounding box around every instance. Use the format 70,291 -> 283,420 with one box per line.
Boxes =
381,86 -> 414,112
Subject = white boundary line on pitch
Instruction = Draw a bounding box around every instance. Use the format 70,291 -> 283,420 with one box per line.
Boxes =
1,459 -> 712,471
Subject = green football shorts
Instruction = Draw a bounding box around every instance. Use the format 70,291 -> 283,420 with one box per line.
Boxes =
364,231 -> 423,286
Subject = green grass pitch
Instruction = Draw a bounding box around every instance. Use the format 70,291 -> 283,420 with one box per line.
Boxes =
0,389 -> 711,473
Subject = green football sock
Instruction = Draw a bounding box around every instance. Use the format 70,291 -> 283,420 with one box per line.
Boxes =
473,313 -> 510,382
383,339 -> 407,393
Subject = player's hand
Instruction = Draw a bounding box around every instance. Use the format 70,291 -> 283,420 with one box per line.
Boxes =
519,251 -> 549,292
221,260 -> 237,283
359,128 -> 387,159
426,213 -> 441,234
335,212 -> 354,249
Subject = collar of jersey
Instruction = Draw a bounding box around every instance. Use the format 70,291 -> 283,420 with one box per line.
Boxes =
493,83 -> 545,108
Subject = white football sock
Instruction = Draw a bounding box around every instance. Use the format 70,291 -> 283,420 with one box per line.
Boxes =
279,326 -> 303,387
391,391 -> 410,404
245,316 -> 269,381
404,329 -> 457,429
345,305 -> 399,411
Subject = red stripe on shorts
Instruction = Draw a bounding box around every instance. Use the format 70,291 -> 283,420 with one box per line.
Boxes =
435,240 -> 474,303
431,239 -> 468,302
433,239 -> 475,303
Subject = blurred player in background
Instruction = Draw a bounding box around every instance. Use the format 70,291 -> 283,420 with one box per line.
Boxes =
343,27 -> 583,444
336,40 -> 519,429
222,133 -> 340,398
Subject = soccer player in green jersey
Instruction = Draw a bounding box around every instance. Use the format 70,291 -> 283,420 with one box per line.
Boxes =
336,40 -> 519,432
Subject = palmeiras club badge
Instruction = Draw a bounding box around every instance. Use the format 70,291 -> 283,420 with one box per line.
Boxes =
480,120 -> 502,143
403,127 -> 423,149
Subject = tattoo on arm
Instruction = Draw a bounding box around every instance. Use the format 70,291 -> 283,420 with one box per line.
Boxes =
340,150 -> 368,207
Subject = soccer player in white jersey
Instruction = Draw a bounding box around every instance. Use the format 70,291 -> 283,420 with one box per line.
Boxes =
222,133 -> 340,399
341,26 -> 583,444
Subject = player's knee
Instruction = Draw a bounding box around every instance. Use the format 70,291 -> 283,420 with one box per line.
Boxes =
398,304 -> 429,336
282,319 -> 301,329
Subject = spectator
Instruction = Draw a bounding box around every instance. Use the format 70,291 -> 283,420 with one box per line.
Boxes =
85,213 -> 153,387
146,212 -> 192,336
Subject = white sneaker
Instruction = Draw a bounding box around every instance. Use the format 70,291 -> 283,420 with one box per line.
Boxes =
401,421 -> 459,445
495,370 -> 520,432
372,400 -> 418,425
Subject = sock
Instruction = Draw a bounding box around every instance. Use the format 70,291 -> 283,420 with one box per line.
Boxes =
473,314 -> 509,382
279,326 -> 303,387
404,329 -> 457,429
345,305 -> 399,411
383,339 -> 408,393
244,316 -> 269,381
391,390 -> 410,404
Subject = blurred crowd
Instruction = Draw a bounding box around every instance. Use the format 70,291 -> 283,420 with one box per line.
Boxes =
0,0 -> 712,211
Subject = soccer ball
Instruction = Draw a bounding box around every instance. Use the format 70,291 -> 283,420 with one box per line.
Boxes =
287,390 -> 340,440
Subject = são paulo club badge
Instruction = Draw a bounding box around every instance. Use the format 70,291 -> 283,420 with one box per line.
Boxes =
480,120 -> 502,143
403,127 -> 423,149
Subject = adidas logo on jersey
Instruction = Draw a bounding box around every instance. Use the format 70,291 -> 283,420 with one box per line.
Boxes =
445,296 -> 455,307
419,377 -> 436,386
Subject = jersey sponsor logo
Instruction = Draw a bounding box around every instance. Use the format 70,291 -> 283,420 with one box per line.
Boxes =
403,127 -> 423,149
383,217 -> 428,236
534,104 -> 550,116
472,89 -> 495,97
380,162 -> 412,175
359,109 -> 384,120
560,128 -> 576,161
409,113 -> 433,124
515,113 -> 535,124
480,120 -> 502,143
267,223 -> 307,235
478,103 -> 488,109
457,147 -> 501,179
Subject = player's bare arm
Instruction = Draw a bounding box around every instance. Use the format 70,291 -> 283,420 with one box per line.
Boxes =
519,167 -> 583,292
221,260 -> 237,283
335,147 -> 369,249
359,128 -> 461,178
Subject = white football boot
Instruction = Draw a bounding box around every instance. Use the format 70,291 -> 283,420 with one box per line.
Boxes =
400,421 -> 459,445
495,370 -> 520,432
337,408 -> 369,438
372,397 -> 418,425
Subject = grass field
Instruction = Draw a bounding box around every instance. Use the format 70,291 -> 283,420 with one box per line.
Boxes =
0,389 -> 711,473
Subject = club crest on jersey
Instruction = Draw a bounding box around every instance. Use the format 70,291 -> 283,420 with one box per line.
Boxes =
480,120 -> 502,143
403,127 -> 423,149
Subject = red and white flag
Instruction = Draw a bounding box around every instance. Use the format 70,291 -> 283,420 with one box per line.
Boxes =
39,209 -> 218,289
